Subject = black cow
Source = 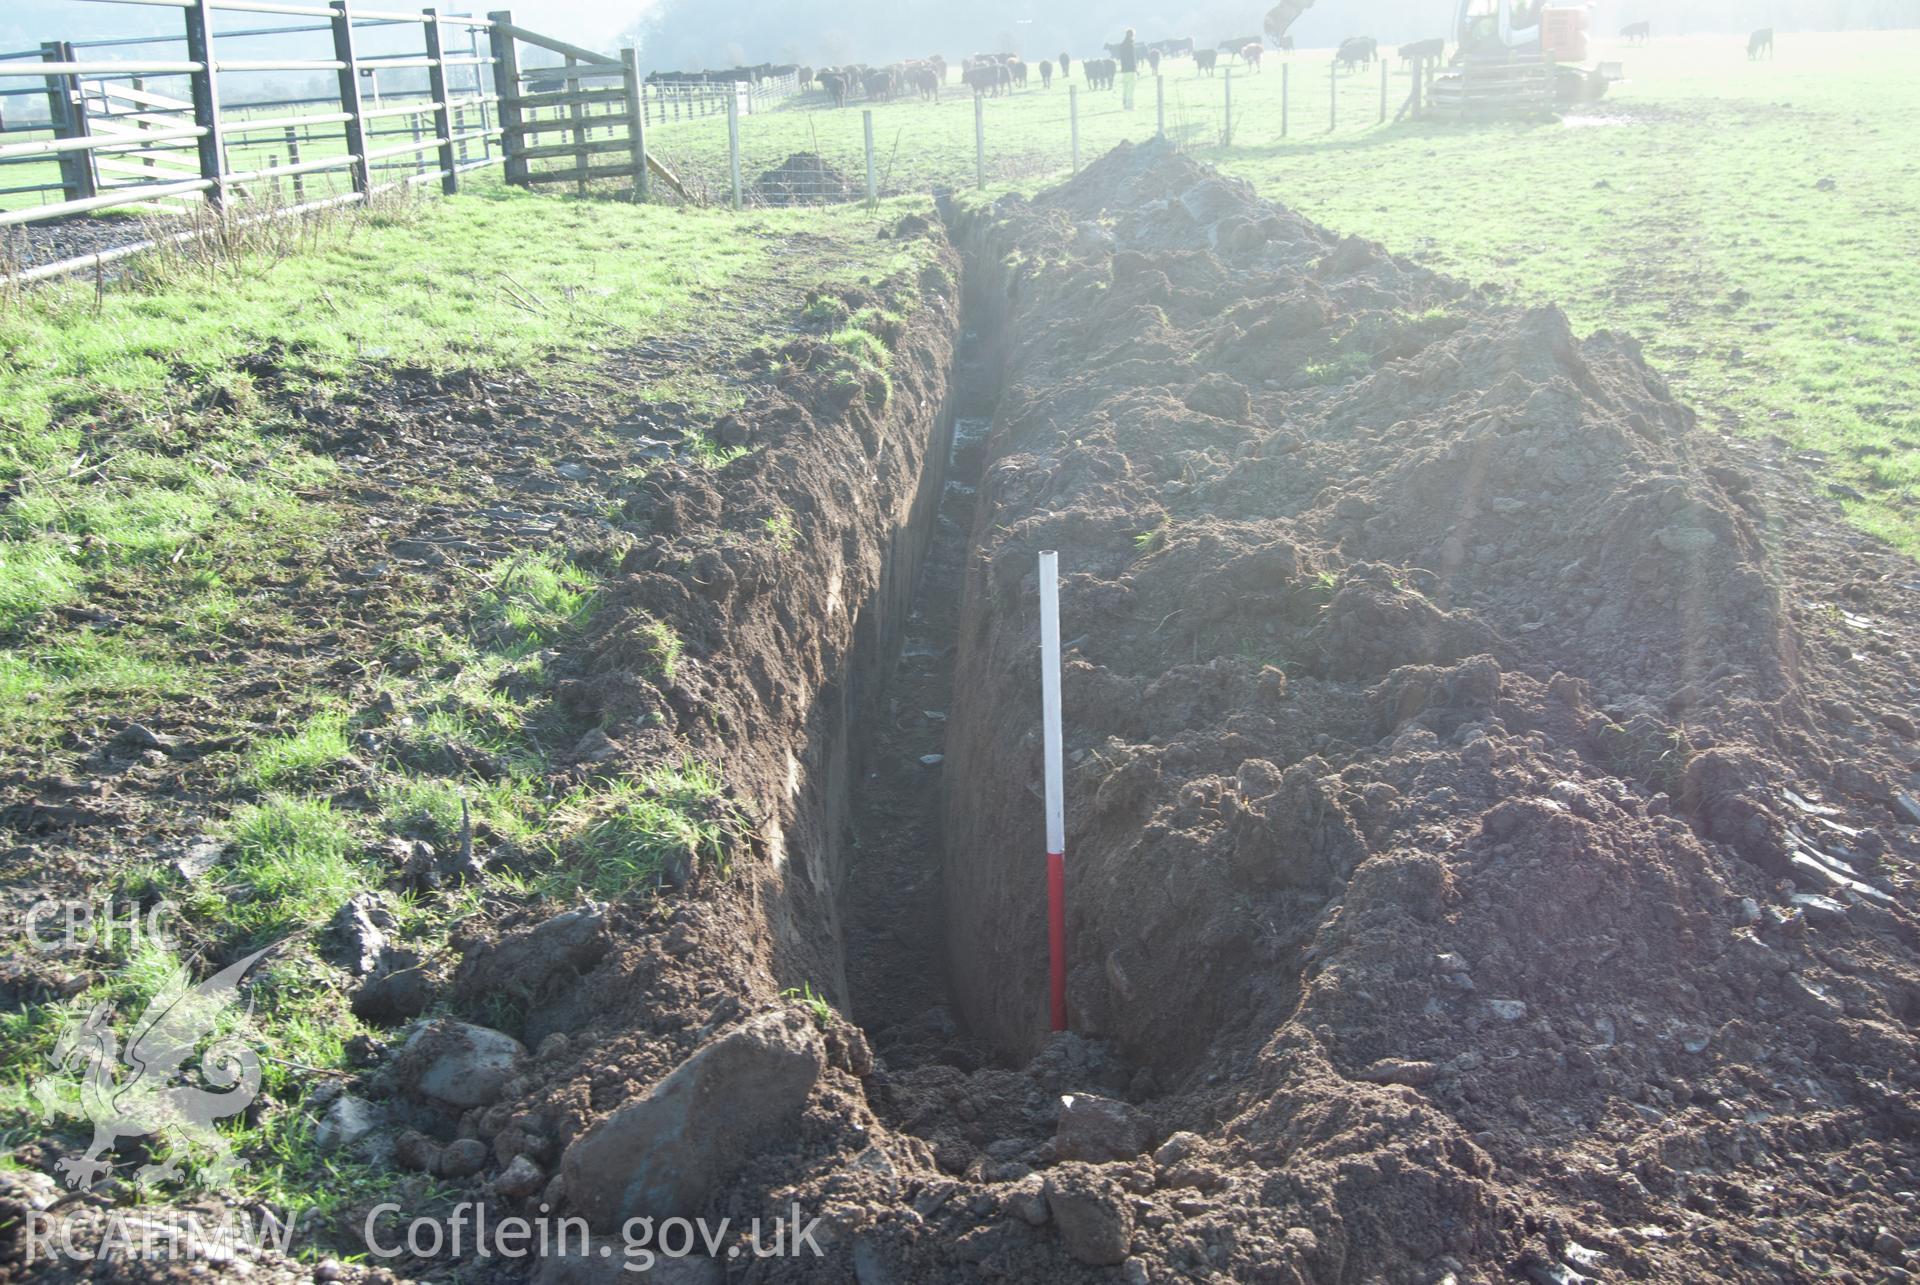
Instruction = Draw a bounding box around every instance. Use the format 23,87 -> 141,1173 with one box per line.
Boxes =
818,70 -> 849,107
1147,49 -> 1162,75
1748,27 -> 1774,59
1009,57 -> 1028,89
1399,37 -> 1444,68
1084,57 -> 1117,90
1621,21 -> 1651,44
963,62 -> 1004,97
1039,59 -> 1054,89
863,68 -> 895,100
1059,52 -> 1072,80
1194,48 -> 1218,75
1336,37 -> 1378,71
1147,37 -> 1194,57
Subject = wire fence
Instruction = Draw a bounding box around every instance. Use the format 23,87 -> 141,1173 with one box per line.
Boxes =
619,51 -> 1433,210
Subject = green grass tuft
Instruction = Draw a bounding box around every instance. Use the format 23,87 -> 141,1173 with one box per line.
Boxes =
245,709 -> 351,790
544,762 -> 737,899
223,796 -> 366,939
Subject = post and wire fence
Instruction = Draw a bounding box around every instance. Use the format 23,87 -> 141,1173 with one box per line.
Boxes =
638,47 -> 1433,207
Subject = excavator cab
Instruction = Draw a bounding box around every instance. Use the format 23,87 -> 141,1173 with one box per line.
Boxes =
1456,0 -> 1544,60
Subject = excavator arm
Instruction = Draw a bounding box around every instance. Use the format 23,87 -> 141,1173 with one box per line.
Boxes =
1263,0 -> 1315,41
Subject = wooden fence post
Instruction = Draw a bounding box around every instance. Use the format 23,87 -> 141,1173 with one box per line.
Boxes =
620,47 -> 648,202
422,7 -> 458,193
1380,58 -> 1388,123
726,85 -> 742,209
41,42 -> 96,203
468,22 -> 493,161
129,75 -> 157,178
1329,60 -> 1337,132
330,1 -> 371,194
974,92 -> 985,189
1068,85 -> 1079,173
1223,66 -> 1233,147
564,55 -> 587,193
284,124 -> 305,200
487,11 -> 525,186
1282,62 -> 1290,137
862,108 -> 876,207
1155,73 -> 1164,138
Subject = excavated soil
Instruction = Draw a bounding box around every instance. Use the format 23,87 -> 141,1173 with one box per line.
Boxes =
752,154 -> 859,207
914,141 -> 1920,1282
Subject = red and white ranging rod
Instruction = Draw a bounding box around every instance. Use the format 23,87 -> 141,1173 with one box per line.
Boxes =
1039,550 -> 1068,1032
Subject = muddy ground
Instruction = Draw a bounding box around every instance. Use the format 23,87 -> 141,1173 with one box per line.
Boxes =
6,142 -> 1920,1284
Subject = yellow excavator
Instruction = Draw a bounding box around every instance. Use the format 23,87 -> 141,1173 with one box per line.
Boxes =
1263,0 -> 1619,116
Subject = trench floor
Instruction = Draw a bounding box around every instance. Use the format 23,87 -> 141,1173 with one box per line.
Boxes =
840,410 -> 988,1053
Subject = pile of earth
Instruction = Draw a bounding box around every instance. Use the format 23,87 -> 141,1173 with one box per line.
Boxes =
913,139 -> 1920,1281
752,152 -> 858,206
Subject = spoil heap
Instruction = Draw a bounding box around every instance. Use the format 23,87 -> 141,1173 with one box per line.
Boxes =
913,140 -> 1920,1282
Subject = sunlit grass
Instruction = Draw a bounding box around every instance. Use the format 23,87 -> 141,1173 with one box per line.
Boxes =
245,708 -> 351,791
223,796 -> 367,940
542,763 -> 740,899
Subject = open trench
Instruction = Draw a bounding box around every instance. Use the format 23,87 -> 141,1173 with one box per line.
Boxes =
838,303 -> 1000,1065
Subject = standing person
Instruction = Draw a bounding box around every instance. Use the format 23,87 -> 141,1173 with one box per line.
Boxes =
1118,27 -> 1138,110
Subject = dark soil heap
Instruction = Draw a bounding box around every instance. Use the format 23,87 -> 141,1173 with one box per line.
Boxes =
752,153 -> 858,206
917,141 -> 1920,1281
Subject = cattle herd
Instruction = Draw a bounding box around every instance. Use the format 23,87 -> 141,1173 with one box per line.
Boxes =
792,33 -> 1312,107
706,22 -> 1757,111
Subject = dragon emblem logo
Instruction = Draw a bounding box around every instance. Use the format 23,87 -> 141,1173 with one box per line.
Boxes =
32,945 -> 273,1192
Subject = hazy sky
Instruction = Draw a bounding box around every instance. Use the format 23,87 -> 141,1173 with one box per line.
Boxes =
5,1 -> 1893,68
2,1 -> 657,50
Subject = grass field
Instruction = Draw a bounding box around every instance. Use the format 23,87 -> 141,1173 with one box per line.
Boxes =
0,182 -> 928,751
658,30 -> 1918,554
